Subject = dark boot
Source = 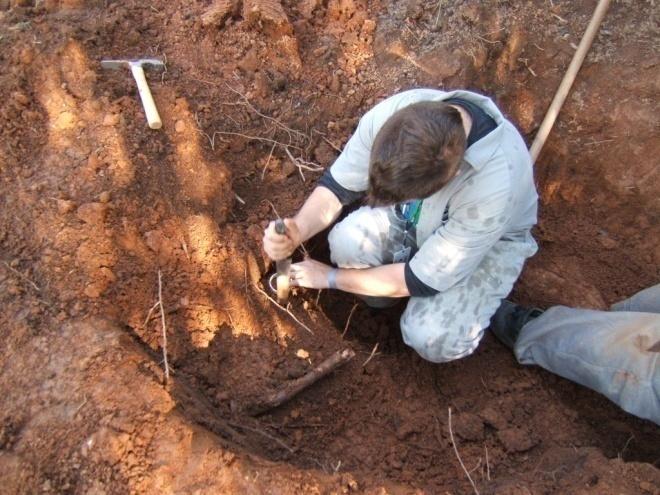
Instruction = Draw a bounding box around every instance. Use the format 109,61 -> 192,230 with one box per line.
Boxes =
490,301 -> 543,349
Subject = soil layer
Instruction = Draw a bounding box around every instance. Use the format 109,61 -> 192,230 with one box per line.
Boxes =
0,0 -> 658,493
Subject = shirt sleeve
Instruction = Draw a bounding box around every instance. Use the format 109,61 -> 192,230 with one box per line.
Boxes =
317,170 -> 365,205
404,262 -> 439,297
325,105 -> 378,193
408,158 -> 514,292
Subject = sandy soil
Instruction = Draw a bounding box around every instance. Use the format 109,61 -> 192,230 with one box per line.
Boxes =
0,0 -> 658,493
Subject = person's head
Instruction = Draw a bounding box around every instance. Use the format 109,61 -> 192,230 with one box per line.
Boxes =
367,101 -> 466,206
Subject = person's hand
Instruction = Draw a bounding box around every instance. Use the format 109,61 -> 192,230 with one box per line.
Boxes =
289,258 -> 334,289
263,218 -> 302,261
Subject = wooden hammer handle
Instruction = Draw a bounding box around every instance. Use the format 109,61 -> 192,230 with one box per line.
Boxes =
130,64 -> 162,130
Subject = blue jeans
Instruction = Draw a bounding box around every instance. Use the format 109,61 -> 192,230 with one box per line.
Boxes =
515,285 -> 660,424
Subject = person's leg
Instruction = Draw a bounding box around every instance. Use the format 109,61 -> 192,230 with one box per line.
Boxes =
328,205 -> 400,307
515,307 -> 660,424
328,205 -> 391,268
401,239 -> 536,362
610,284 -> 660,313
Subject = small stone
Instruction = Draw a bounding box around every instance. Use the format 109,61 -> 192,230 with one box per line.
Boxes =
57,199 -> 76,214
329,73 -> 341,93
312,45 -> 328,57
246,223 -> 262,242
87,152 -> 101,171
479,406 -> 508,430
599,235 -> 617,249
453,412 -> 485,441
144,230 -> 163,252
395,423 -> 420,440
174,120 -> 186,133
497,427 -> 538,452
102,113 -> 120,126
254,71 -> 270,98
98,191 -> 111,203
362,19 -> 376,35
76,202 -> 107,225
295,349 -> 309,359
19,47 -> 34,65
639,481 -> 654,493
238,48 -> 259,74
281,158 -> 296,177
12,91 -> 29,106
84,284 -> 103,298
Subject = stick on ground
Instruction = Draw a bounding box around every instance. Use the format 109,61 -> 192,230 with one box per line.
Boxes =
253,283 -> 314,334
248,348 -> 355,415
157,269 -> 170,384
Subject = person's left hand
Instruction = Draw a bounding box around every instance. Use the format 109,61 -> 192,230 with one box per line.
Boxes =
290,258 -> 334,289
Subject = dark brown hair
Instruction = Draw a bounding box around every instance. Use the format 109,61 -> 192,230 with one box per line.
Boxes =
367,101 -> 466,206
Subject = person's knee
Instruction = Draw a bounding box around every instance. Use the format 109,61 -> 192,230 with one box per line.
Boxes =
328,221 -> 361,267
401,311 -> 480,363
328,214 -> 383,268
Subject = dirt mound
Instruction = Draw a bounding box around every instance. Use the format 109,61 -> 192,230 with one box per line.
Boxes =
0,0 -> 658,493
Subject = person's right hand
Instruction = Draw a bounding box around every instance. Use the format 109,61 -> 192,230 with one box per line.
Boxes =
263,218 -> 302,261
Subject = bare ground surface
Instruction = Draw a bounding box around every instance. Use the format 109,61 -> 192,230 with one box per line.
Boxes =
0,0 -> 659,493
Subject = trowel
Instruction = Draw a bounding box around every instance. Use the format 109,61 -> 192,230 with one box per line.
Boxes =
274,219 -> 291,303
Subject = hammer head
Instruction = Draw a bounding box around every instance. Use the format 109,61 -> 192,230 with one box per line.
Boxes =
100,58 -> 165,70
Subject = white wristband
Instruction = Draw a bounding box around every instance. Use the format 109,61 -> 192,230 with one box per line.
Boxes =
327,268 -> 338,289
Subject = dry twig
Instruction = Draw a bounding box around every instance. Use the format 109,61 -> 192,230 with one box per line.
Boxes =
157,270 -> 170,384
253,283 -> 314,334
261,142 -> 277,180
143,301 -> 160,329
476,34 -> 501,44
233,192 -> 246,205
2,261 -> 40,291
342,303 -> 359,338
434,0 -> 444,28
321,136 -> 342,153
224,83 -> 308,145
449,407 -> 480,494
283,146 -> 323,182
518,58 -> 538,77
485,445 -> 491,481
194,112 -> 219,151
227,420 -> 294,453
247,348 -> 355,415
362,342 -> 380,367
552,12 -> 568,23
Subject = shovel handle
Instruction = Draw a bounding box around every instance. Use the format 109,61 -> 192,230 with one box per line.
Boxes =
274,219 -> 286,235
130,64 -> 162,130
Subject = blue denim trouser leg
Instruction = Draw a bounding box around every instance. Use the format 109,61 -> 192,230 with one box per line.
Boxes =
515,284 -> 660,424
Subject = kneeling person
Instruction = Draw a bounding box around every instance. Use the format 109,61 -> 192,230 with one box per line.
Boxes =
263,89 -> 538,363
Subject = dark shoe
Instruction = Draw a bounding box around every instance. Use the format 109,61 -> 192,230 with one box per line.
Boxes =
490,301 -> 543,349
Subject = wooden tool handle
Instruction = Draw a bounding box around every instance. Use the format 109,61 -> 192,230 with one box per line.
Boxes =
130,64 -> 162,130
529,0 -> 612,163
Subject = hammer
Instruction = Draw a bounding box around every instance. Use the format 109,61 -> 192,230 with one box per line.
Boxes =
101,58 -> 165,129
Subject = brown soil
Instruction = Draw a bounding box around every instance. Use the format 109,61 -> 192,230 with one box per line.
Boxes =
1,0 -> 658,493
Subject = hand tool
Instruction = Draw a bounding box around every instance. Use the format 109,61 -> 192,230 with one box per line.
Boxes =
274,219 -> 291,303
100,58 -> 165,129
